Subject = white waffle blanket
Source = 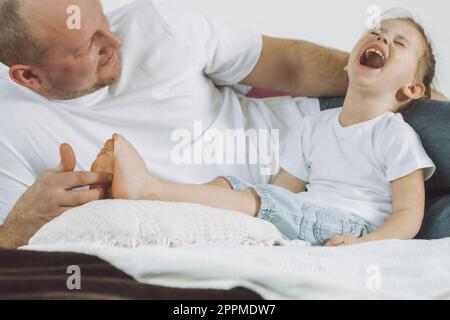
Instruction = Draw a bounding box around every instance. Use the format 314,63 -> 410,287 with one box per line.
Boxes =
22,201 -> 450,300
27,200 -> 298,248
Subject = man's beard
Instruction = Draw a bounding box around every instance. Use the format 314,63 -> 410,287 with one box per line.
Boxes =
48,55 -> 122,100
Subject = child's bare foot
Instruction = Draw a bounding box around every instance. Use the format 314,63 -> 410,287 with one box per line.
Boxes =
91,139 -> 115,198
111,134 -> 161,200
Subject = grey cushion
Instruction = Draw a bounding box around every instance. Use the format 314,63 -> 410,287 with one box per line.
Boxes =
319,97 -> 450,239
417,195 -> 450,240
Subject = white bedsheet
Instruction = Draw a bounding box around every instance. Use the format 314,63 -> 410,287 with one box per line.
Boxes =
23,238 -> 450,300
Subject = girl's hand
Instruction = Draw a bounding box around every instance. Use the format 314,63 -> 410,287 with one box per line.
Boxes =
325,234 -> 364,247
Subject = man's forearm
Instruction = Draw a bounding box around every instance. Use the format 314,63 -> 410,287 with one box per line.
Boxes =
0,222 -> 20,249
241,36 -> 349,97
286,40 -> 349,97
0,211 -> 37,249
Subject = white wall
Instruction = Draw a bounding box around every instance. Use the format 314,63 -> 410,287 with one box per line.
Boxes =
102,0 -> 450,97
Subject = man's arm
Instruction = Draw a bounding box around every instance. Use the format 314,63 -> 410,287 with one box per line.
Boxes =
241,36 -> 349,97
0,225 -> 15,249
0,144 -> 112,249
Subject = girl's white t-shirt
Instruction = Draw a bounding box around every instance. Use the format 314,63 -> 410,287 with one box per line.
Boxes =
280,108 -> 436,227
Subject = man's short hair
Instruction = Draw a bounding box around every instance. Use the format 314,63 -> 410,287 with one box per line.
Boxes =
0,0 -> 48,67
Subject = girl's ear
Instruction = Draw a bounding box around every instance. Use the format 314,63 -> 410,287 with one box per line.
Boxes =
400,82 -> 426,100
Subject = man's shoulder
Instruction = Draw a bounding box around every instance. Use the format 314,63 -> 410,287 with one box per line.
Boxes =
106,0 -> 155,20
0,77 -> 41,104
106,0 -> 168,35
0,77 -> 49,130
0,77 -> 25,105
107,0 -> 203,38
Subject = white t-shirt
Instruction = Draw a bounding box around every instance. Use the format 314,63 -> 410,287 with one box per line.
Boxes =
281,107 -> 436,227
0,0 -> 319,222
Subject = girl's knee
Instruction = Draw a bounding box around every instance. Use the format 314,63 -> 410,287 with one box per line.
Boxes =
239,189 -> 261,217
206,177 -> 233,189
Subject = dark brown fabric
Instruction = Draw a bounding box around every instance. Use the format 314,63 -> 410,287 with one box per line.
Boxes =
0,249 -> 262,300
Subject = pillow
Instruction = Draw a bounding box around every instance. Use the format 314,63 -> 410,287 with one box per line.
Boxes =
28,200 -> 304,248
320,97 -> 450,197
417,194 -> 450,240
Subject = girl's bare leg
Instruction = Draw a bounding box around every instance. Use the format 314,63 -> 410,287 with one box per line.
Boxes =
91,134 -> 260,217
205,177 -> 233,189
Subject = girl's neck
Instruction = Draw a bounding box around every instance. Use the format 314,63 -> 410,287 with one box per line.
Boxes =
340,86 -> 397,127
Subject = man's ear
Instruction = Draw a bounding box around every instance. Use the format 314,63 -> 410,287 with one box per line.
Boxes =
400,82 -> 426,100
9,65 -> 43,91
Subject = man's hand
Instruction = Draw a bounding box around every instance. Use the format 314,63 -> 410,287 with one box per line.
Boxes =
0,144 -> 112,249
325,234 -> 363,247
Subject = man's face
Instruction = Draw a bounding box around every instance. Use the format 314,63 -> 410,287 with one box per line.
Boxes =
23,0 -> 123,100
346,19 -> 426,96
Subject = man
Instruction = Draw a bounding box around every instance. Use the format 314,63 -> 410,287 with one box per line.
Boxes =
0,0 -> 353,248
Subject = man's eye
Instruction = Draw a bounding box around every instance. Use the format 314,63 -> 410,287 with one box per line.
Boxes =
87,40 -> 95,51
75,44 -> 92,58
79,40 -> 94,55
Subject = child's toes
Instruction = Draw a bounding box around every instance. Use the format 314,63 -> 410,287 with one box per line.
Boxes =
104,139 -> 114,152
97,148 -> 107,157
92,154 -> 114,174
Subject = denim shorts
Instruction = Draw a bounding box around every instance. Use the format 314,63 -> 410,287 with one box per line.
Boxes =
222,176 -> 377,246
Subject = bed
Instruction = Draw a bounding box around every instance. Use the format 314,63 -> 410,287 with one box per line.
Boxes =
2,96 -> 450,300
19,236 -> 450,300
0,248 -> 261,300
11,196 -> 450,300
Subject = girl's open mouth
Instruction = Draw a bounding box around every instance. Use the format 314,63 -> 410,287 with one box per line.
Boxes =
359,45 -> 388,69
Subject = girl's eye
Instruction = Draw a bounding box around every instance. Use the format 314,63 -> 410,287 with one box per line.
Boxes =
371,31 -> 380,36
395,41 -> 405,47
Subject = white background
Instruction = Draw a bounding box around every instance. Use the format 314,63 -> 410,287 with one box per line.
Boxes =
101,0 -> 450,97
2,0 -> 448,96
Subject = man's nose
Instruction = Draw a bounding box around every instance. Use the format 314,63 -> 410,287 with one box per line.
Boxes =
106,31 -> 123,49
99,33 -> 122,57
98,30 -> 123,50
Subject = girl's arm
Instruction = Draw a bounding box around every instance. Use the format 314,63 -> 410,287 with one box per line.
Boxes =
326,169 -> 425,246
361,169 -> 425,241
272,168 -> 307,193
